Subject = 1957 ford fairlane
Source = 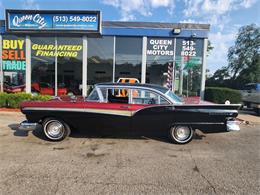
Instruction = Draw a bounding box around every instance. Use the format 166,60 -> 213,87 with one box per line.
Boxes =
19,83 -> 241,144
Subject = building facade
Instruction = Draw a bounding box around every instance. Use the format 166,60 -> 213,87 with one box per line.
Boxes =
0,10 -> 210,98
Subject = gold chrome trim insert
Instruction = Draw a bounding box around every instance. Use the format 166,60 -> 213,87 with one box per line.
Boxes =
23,107 -> 134,117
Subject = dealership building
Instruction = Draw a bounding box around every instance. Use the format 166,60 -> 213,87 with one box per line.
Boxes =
0,10 -> 210,98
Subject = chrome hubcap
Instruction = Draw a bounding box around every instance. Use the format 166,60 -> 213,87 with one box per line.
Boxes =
174,126 -> 191,141
45,120 -> 64,139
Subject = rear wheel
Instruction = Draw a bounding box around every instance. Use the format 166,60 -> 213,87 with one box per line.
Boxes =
169,125 -> 194,144
43,118 -> 71,141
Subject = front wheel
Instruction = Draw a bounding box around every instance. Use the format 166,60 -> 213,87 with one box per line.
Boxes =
43,118 -> 71,141
169,125 -> 194,144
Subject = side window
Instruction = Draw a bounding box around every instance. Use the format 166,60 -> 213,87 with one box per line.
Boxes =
131,89 -> 158,104
131,89 -> 170,105
159,96 -> 170,105
100,88 -> 107,101
107,88 -> 129,104
87,88 -> 100,102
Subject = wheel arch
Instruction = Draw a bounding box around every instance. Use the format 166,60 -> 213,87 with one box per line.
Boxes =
40,115 -> 75,131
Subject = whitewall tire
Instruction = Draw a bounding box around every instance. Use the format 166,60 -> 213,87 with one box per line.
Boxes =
43,118 -> 71,141
169,125 -> 194,144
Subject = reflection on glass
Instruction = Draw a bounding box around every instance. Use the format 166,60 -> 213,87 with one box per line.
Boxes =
146,55 -> 172,87
88,37 -> 114,86
115,37 -> 142,82
2,35 -> 26,92
146,38 -> 174,88
31,37 -> 55,95
175,38 -> 203,97
165,90 -> 183,104
57,37 -> 82,95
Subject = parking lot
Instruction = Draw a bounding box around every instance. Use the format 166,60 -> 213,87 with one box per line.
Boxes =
0,111 -> 259,194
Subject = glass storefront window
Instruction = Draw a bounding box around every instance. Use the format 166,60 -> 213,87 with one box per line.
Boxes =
87,36 -> 114,86
175,38 -> 203,97
1,34 -> 205,97
115,37 -> 142,82
2,35 -> 26,93
146,38 -> 174,89
31,37 -> 83,96
57,37 -> 82,95
31,37 -> 55,95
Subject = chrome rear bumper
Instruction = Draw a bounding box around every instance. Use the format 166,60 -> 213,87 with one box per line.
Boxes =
227,120 -> 240,131
19,120 -> 38,131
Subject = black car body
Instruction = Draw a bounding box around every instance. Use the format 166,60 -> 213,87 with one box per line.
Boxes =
20,83 -> 241,144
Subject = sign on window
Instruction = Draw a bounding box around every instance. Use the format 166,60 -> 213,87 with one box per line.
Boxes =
147,38 -> 174,56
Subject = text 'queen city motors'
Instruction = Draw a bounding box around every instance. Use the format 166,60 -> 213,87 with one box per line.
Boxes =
12,14 -> 47,29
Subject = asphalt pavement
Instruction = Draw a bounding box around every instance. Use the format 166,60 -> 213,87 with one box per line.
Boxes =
0,111 -> 259,194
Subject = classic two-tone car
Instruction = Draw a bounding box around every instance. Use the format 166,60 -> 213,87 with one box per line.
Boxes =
19,83 -> 241,144
31,82 -> 68,96
4,82 -> 25,93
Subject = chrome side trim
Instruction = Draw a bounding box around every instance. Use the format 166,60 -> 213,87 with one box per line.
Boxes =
174,108 -> 238,115
174,122 -> 224,125
175,104 -> 241,107
23,107 -> 134,117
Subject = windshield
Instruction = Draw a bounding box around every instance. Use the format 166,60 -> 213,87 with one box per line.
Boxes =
165,90 -> 183,104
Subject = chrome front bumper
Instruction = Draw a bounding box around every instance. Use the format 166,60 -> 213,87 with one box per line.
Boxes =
19,120 -> 39,131
226,120 -> 240,131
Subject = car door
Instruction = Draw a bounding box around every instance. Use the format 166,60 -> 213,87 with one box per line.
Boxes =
89,87 -> 133,133
131,89 -> 172,133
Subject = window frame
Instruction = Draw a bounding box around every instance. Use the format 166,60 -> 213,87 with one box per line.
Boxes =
99,86 -> 131,104
89,85 -> 172,105
129,88 -> 170,105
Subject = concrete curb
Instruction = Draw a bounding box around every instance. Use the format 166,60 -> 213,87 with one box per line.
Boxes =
0,108 -> 21,112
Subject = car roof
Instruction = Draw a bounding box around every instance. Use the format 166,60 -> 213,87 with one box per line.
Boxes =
95,82 -> 169,93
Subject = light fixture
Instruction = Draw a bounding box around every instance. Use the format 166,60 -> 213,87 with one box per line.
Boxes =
191,33 -> 197,37
172,28 -> 181,35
